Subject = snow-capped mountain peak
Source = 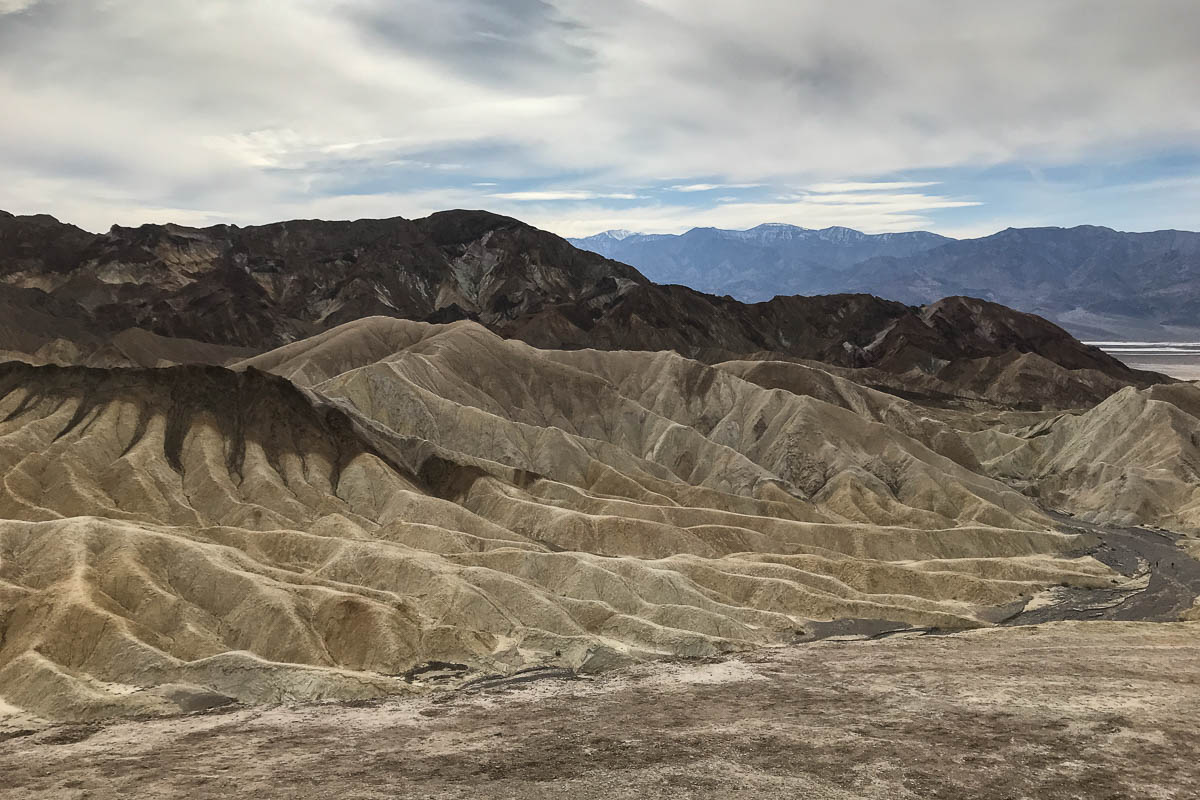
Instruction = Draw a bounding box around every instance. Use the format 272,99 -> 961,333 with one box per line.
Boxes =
596,229 -> 640,241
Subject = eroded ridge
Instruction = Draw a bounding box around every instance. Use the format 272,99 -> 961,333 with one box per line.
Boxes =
0,323 -> 1130,723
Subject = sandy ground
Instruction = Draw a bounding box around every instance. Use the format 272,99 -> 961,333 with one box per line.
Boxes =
3,621 -> 1198,800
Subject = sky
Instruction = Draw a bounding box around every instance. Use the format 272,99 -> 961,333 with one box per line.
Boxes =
2,0 -> 1199,239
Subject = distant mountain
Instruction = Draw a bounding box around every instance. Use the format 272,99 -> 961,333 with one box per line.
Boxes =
569,223 -> 950,300
0,209 -> 1162,406
841,226 -> 1200,340
569,223 -> 1200,340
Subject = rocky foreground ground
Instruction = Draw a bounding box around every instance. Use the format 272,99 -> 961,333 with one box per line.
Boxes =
3,621 -> 1197,799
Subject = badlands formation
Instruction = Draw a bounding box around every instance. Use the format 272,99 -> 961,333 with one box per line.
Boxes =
0,210 -> 1197,735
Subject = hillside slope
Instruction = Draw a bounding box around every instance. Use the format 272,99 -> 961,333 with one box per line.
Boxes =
968,381 -> 1200,532
0,324 -> 1117,722
0,210 -> 1163,408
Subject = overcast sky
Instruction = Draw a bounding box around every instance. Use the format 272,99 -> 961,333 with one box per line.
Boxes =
2,0 -> 1199,237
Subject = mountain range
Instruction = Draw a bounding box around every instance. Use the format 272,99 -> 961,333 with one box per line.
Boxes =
569,223 -> 1200,340
0,209 -> 1157,408
2,206 -> 1200,731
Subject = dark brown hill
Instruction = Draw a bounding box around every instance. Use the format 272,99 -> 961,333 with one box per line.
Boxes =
0,209 -> 1166,405
0,209 -> 646,349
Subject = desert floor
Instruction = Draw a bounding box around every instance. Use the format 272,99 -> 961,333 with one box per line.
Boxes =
3,621 -> 1197,800
1111,352 -> 1200,381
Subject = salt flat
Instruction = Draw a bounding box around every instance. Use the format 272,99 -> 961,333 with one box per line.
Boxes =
1094,342 -> 1200,381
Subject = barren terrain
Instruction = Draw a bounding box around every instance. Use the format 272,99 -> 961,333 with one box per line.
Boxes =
2,209 -> 1199,798
3,316 -> 1200,724
3,622 -> 1197,799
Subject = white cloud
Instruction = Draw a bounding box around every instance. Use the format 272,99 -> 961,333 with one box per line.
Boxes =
534,198 -> 945,237
504,187 -> 986,237
668,183 -> 762,192
799,192 -> 980,209
0,0 -> 38,14
806,181 -> 941,193
489,190 -> 642,201
1,0 -> 1198,232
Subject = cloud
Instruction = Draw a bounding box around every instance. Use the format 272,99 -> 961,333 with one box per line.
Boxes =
668,183 -> 763,192
798,192 -> 980,210
0,0 -> 38,14
526,190 -> 981,237
1,1 -> 1198,235
489,190 -> 642,201
806,181 -> 941,193
344,0 -> 595,91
